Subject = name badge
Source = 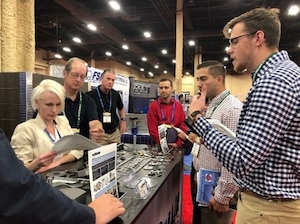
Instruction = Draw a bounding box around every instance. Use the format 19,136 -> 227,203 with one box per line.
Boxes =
191,142 -> 200,157
103,112 -> 112,123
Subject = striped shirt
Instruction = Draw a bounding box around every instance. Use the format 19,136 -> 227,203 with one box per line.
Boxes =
193,90 -> 242,204
193,51 -> 300,199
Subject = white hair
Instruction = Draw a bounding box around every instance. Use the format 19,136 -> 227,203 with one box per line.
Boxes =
31,79 -> 65,111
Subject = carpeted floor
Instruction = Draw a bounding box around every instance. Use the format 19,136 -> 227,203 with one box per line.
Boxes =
183,154 -> 193,223
183,174 -> 193,223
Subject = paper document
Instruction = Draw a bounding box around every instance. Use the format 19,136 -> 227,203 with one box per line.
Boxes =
52,134 -> 100,153
158,124 -> 169,154
88,143 -> 118,200
207,119 -> 236,139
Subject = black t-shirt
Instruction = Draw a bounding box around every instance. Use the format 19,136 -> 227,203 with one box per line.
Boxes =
65,92 -> 99,138
86,86 -> 123,131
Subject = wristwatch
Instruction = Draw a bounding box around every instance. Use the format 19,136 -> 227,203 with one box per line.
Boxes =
184,110 -> 202,130
120,117 -> 126,121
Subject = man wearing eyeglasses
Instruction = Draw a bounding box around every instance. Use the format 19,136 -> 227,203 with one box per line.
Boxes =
63,57 -> 104,143
187,8 -> 300,224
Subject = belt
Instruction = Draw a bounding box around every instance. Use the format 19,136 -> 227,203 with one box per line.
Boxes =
105,127 -> 117,134
240,189 -> 295,202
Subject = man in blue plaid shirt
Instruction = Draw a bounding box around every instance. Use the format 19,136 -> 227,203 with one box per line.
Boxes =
188,7 -> 300,224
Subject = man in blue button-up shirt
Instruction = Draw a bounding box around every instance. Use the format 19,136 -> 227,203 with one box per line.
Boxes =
188,7 -> 300,224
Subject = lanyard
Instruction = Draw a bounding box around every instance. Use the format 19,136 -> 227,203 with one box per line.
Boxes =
96,87 -> 112,112
252,52 -> 276,84
159,98 -> 175,124
207,91 -> 230,118
63,92 -> 82,129
44,126 -> 61,143
76,92 -> 82,128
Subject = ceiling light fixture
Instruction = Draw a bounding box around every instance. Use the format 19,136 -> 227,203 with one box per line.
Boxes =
122,44 -> 129,50
105,51 -> 112,56
73,37 -> 81,43
288,5 -> 300,16
109,1 -> 121,10
162,49 -> 167,54
144,31 -> 151,38
63,47 -> 71,52
126,61 -> 131,65
54,53 -> 62,59
188,40 -> 195,46
87,24 -> 97,31
54,19 -> 62,59
141,57 -> 147,61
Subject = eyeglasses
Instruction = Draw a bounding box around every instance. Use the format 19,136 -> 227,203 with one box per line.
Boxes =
69,72 -> 86,80
228,32 -> 256,46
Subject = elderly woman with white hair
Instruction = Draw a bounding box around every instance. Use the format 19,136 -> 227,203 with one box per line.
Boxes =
11,79 -> 83,173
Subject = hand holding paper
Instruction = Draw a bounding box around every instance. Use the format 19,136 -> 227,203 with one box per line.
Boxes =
52,134 -> 101,153
172,126 -> 192,142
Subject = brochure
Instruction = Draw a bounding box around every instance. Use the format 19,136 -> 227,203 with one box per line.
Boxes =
158,124 -> 169,154
207,119 -> 236,139
88,143 -> 118,200
196,168 -> 220,206
51,134 -> 100,153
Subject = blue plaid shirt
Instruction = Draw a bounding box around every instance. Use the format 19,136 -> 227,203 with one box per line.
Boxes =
193,51 -> 300,199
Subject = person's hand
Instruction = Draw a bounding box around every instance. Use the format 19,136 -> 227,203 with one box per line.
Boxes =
168,143 -> 178,148
177,131 -> 187,141
188,132 -> 197,142
189,86 -> 208,115
89,120 -> 105,143
36,161 -> 59,173
119,121 -> 127,134
90,127 -> 105,142
39,151 -> 58,166
29,151 -> 57,172
208,197 -> 229,213
89,193 -> 125,224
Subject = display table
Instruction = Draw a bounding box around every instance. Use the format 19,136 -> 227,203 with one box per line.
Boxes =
118,149 -> 183,224
42,147 -> 184,224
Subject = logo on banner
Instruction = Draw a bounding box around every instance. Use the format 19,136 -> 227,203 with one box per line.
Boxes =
87,67 -> 103,82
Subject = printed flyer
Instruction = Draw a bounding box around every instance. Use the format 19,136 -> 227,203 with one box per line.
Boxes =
88,143 -> 118,200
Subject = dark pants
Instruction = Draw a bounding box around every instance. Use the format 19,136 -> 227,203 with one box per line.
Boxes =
190,163 -> 202,224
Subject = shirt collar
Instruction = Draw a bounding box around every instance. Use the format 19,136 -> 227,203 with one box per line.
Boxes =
251,50 -> 289,84
35,113 -> 59,129
159,96 -> 175,104
209,89 -> 230,107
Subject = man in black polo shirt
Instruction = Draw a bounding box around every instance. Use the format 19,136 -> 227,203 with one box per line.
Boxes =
87,69 -> 127,145
63,57 -> 104,143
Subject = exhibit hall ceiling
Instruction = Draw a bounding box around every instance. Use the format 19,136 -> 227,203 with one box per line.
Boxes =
35,0 -> 300,77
